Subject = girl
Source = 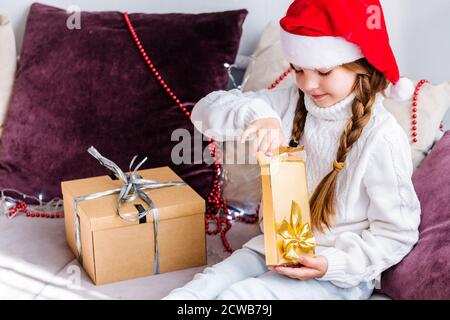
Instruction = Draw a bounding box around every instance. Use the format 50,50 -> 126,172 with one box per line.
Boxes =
163,0 -> 421,300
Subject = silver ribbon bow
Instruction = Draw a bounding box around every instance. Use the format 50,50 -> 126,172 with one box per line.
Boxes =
73,146 -> 186,274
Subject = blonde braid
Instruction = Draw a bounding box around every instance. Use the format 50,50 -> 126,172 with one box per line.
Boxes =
291,58 -> 389,233
291,90 -> 307,145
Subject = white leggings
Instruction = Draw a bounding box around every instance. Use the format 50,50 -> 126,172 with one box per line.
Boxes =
162,248 -> 374,300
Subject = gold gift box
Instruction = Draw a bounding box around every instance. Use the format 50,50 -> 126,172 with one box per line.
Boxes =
62,167 -> 206,285
257,147 -> 315,266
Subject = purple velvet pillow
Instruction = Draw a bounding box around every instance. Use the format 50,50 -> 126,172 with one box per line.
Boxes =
0,3 -> 247,201
380,131 -> 450,300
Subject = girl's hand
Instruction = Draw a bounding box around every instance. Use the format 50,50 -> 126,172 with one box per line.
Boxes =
268,255 -> 328,280
240,118 -> 286,157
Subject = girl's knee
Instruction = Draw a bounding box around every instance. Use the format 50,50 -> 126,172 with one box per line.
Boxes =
216,278 -> 262,300
230,247 -> 261,259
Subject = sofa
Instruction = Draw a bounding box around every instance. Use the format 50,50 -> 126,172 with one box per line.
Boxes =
0,208 -> 391,300
1,1 -> 448,300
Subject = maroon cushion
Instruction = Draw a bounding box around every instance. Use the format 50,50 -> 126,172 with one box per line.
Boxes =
0,3 -> 247,201
380,131 -> 450,299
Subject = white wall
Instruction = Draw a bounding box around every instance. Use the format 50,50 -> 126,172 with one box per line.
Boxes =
1,0 -> 449,127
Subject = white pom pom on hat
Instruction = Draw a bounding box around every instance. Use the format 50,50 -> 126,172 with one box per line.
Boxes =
384,77 -> 415,101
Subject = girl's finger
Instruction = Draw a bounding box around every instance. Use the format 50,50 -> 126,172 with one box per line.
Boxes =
271,130 -> 286,155
240,125 -> 257,143
251,131 -> 260,155
274,266 -> 302,279
298,255 -> 321,270
294,268 -> 320,280
272,130 -> 284,148
253,129 -> 266,154
268,138 -> 280,156
273,128 -> 284,147
275,266 -> 319,280
259,129 -> 271,155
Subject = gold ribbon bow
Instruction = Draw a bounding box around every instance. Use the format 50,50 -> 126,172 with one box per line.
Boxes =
277,200 -> 316,262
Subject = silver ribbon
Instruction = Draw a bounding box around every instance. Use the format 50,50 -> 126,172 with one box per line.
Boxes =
73,146 -> 186,274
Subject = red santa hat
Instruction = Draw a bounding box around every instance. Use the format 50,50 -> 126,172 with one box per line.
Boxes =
280,0 -> 414,101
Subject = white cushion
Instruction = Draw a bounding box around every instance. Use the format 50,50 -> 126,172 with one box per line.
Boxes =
241,21 -> 295,92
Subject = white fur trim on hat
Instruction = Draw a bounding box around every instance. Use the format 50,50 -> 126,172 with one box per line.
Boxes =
384,77 -> 415,101
280,28 -> 364,69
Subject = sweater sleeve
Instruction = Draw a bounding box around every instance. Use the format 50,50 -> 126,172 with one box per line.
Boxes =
190,86 -> 296,142
317,129 -> 421,288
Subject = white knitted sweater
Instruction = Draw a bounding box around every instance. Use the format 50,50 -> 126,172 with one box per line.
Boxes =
191,83 -> 421,289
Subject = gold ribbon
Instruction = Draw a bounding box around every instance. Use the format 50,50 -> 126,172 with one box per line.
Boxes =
256,146 -> 305,166
277,200 -> 316,262
274,146 -> 304,156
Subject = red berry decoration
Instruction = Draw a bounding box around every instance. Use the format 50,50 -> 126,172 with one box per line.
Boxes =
2,193 -> 64,220
410,80 -> 429,144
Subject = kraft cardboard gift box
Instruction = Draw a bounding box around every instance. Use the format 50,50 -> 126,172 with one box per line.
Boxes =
62,166 -> 206,285
257,147 -> 316,266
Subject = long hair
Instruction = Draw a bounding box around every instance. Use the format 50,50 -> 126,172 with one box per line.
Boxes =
291,58 -> 390,233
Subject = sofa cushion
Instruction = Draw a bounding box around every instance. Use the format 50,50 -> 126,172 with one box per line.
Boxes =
241,21 -> 294,92
0,3 -> 247,202
380,131 -> 450,300
384,81 -> 450,169
0,14 -> 16,138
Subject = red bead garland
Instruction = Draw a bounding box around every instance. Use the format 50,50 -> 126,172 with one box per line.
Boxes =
123,13 -> 190,117
123,12 -> 290,253
269,66 -> 293,89
7,202 -> 64,219
411,80 -> 429,144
